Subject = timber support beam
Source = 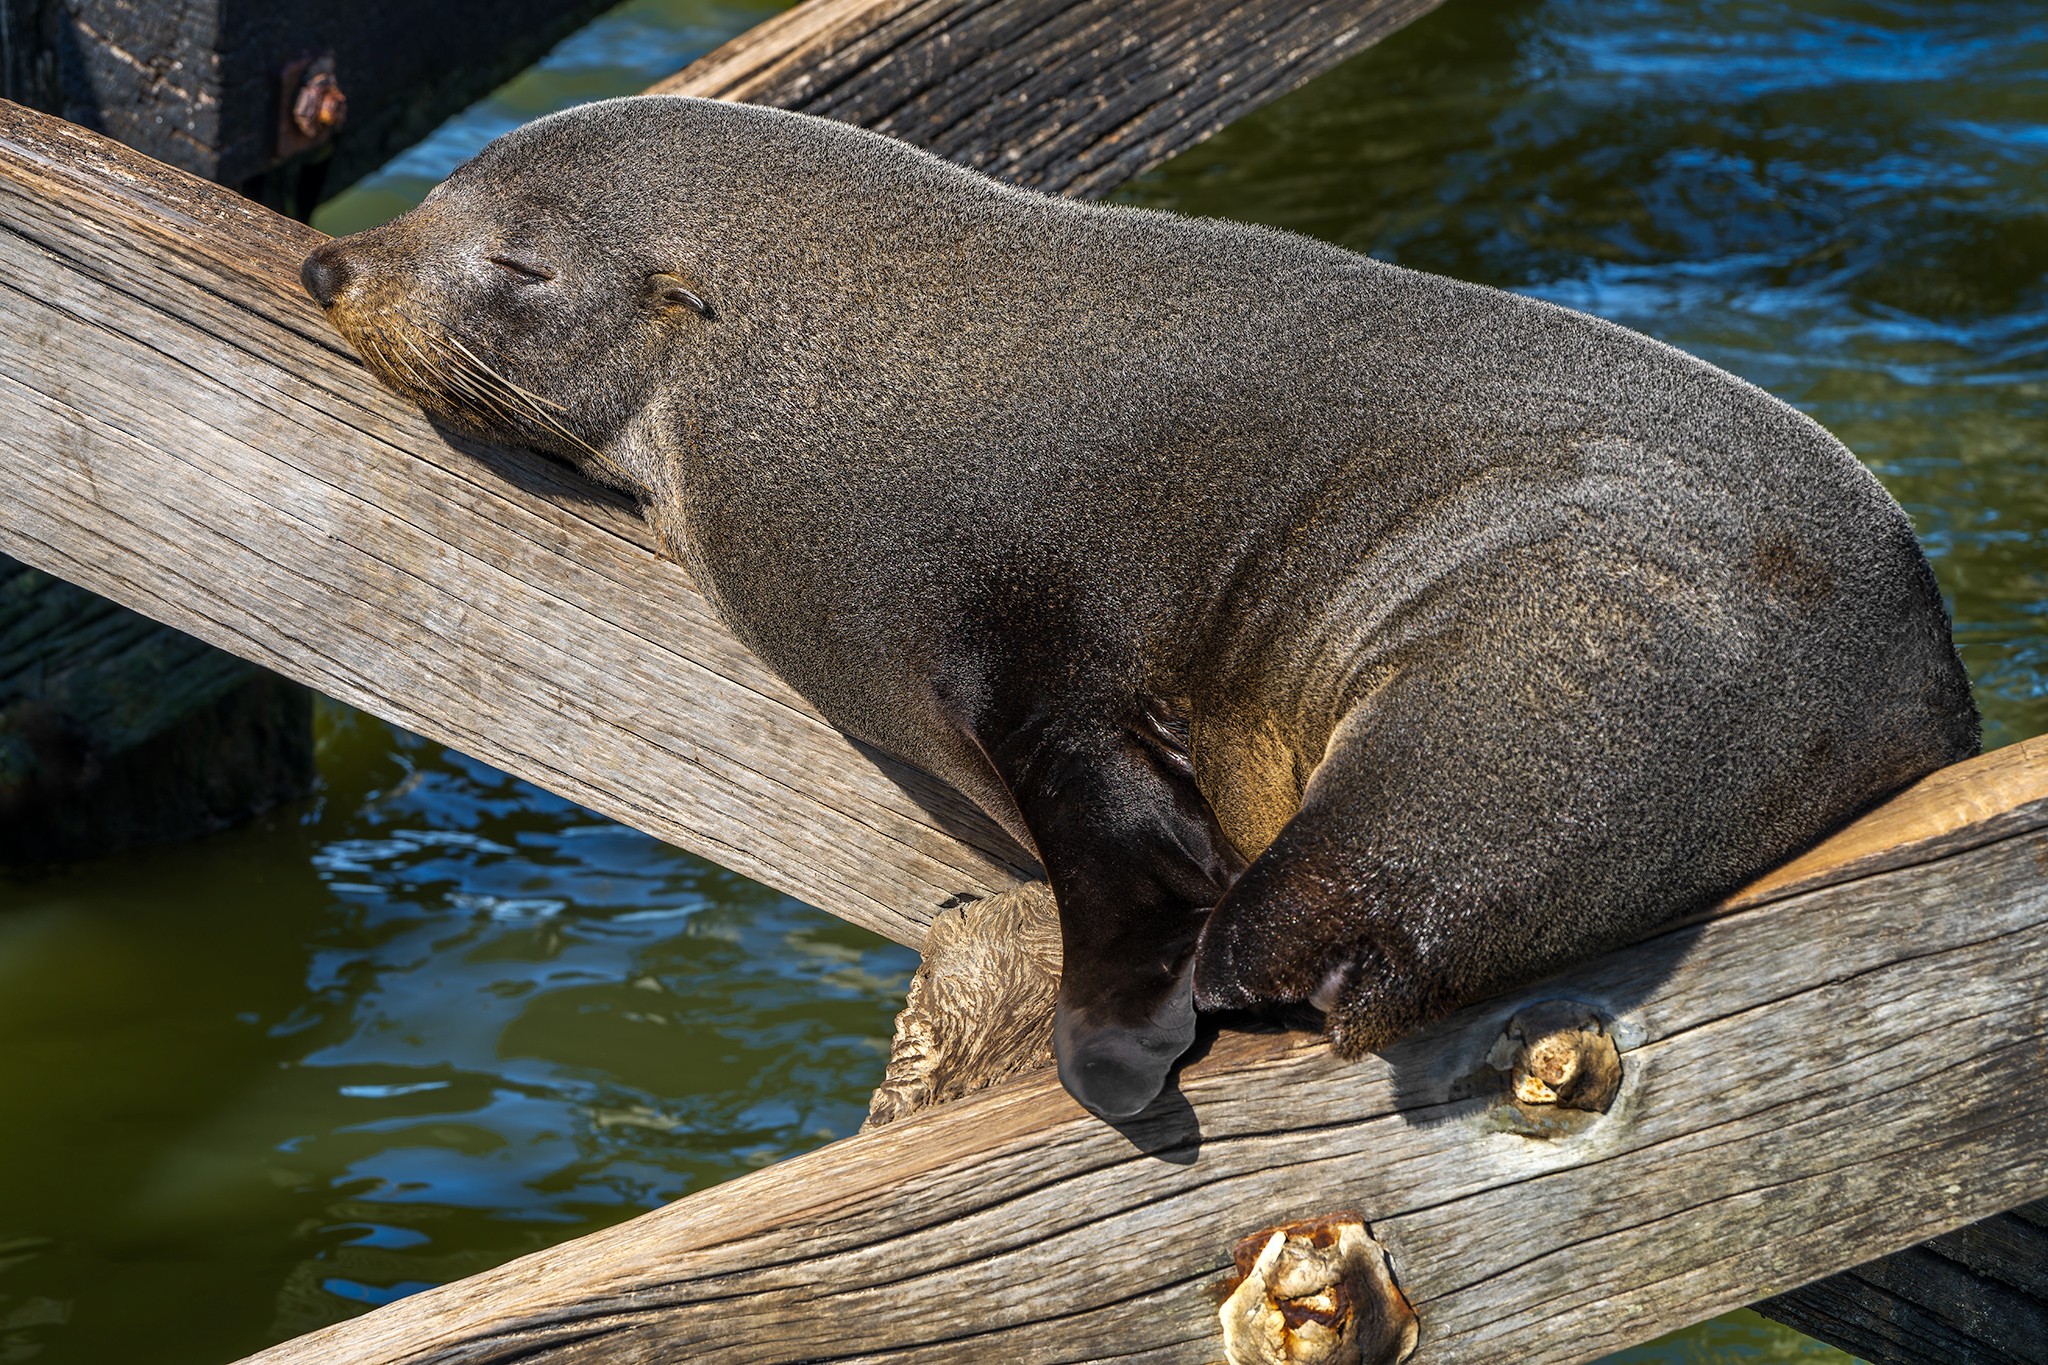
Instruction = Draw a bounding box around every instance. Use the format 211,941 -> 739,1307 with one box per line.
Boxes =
231,740 -> 2048,1363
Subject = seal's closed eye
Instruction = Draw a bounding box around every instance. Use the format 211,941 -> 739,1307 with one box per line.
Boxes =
489,255 -> 554,283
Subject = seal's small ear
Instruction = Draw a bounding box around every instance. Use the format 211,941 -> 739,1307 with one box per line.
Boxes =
647,271 -> 716,321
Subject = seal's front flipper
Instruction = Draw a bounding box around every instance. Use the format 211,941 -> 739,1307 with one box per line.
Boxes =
1055,958 -> 1197,1118
971,695 -> 1239,1120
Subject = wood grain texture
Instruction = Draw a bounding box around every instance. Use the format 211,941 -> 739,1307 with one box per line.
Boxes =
0,99 -> 1033,947
1755,1201 -> 2048,1365
232,740 -> 2048,1364
653,0 -> 1452,198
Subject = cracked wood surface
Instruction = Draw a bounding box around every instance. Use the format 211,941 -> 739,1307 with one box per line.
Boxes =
231,738 -> 2048,1364
653,0 -> 1450,198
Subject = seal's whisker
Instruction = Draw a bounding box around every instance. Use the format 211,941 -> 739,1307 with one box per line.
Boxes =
447,328 -> 582,405
385,330 -> 440,395
406,329 -> 528,426
425,337 -> 631,483
444,362 -> 535,430
430,334 -> 622,474
416,331 -> 530,415
350,299 -> 632,486
446,335 -> 573,413
398,330 -> 495,418
371,332 -> 429,400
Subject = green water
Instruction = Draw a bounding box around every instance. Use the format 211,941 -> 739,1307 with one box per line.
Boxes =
8,0 -> 2044,1360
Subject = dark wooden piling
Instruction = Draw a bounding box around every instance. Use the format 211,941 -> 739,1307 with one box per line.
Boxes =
1757,1201 -> 2048,1365
0,0 -> 623,213
0,557 -> 312,862
0,0 -> 626,862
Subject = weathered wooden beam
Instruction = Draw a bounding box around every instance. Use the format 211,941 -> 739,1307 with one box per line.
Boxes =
654,0 -> 1450,197
226,739 -> 2048,1364
0,100 -> 1029,947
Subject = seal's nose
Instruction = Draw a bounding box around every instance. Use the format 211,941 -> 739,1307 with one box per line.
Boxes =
300,242 -> 353,308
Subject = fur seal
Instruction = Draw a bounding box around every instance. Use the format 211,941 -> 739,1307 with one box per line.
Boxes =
301,95 -> 1979,1120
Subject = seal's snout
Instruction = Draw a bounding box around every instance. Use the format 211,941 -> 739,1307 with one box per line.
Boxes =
301,242 -> 354,308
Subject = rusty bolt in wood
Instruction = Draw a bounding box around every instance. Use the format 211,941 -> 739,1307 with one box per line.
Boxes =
1454,999 -> 1626,1137
278,54 -> 346,159
1217,1214 -> 1418,1365
293,69 -> 347,139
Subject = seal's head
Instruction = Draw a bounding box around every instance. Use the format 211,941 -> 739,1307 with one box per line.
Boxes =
300,100 -> 727,497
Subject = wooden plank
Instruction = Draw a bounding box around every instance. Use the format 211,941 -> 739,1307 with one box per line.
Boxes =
653,0 -> 1452,197
1756,1201 -> 2048,1365
228,739 -> 2048,1364
0,100 -> 1032,948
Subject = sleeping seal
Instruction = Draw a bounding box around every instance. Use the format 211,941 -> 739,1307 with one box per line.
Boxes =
301,95 -> 1979,1119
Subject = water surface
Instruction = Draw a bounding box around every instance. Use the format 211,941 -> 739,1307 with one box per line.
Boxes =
9,0 -> 2043,1361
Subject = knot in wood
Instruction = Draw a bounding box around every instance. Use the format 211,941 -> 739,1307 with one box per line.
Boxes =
1504,1002 -> 1622,1112
1514,1027 -> 1591,1105
1218,1215 -> 1417,1365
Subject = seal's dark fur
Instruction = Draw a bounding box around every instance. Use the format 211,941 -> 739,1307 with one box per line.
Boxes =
304,96 -> 1979,1119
